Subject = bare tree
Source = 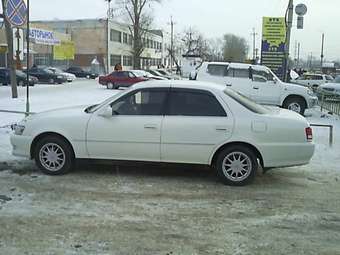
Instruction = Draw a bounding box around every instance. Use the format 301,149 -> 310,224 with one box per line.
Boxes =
115,0 -> 161,69
1,0 -> 18,98
181,27 -> 208,57
222,34 -> 248,62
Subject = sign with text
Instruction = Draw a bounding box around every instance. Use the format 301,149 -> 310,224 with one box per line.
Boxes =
53,41 -> 75,60
29,28 -> 61,46
261,17 -> 286,80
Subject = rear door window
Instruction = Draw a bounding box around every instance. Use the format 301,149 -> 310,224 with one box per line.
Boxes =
226,68 -> 250,79
207,64 -> 227,76
167,89 -> 226,117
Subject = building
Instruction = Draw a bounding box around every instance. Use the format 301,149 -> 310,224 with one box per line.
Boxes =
31,19 -> 168,73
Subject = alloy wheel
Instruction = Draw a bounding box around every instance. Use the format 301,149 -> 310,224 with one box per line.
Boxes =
39,143 -> 66,172
222,151 -> 252,182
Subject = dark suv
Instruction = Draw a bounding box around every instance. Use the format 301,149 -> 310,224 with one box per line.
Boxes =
65,67 -> 98,79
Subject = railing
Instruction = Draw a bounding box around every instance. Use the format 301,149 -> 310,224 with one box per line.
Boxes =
318,93 -> 340,116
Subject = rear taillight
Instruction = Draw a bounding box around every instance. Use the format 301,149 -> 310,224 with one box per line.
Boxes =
305,127 -> 313,142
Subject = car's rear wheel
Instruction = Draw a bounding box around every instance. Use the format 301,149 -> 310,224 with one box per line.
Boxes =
283,97 -> 306,115
34,136 -> 74,175
215,145 -> 257,186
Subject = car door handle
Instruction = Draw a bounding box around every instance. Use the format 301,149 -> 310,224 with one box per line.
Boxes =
253,86 -> 259,90
226,83 -> 232,87
215,126 -> 228,131
144,124 -> 157,129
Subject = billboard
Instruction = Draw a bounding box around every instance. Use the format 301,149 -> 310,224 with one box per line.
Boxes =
53,41 -> 75,60
29,28 -> 61,46
261,17 -> 286,80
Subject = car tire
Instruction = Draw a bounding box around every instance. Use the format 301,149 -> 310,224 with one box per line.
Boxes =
34,136 -> 75,175
215,145 -> 258,186
86,75 -> 90,79
49,78 -> 55,84
283,97 -> 306,115
107,83 -> 115,89
18,80 -> 25,87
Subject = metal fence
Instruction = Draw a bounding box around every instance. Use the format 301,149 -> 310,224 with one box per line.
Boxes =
318,93 -> 340,116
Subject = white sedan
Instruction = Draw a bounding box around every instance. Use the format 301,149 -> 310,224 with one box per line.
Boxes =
10,81 -> 315,186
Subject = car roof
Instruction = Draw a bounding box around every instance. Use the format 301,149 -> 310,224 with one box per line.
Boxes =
203,61 -> 269,71
132,80 -> 225,92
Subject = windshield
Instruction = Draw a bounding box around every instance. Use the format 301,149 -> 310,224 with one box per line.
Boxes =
224,89 -> 270,114
43,68 -> 54,74
86,90 -> 126,113
51,68 -> 63,74
131,70 -> 146,77
158,69 -> 171,75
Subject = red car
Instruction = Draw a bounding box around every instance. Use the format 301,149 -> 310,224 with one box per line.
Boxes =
99,71 -> 148,89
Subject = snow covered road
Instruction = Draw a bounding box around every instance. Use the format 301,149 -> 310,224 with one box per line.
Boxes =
0,80 -> 340,254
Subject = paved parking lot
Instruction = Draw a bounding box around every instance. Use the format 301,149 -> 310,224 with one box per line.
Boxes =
0,80 -> 340,254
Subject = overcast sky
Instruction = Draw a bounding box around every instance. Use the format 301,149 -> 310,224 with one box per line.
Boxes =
23,0 -> 340,60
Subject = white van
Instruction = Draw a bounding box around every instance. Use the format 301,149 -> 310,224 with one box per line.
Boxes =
194,62 -> 318,115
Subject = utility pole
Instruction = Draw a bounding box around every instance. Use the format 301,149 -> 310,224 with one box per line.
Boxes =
320,33 -> 325,69
26,0 -> 30,114
170,16 -> 174,70
106,0 -> 112,74
284,0 -> 294,82
251,28 -> 257,62
297,42 -> 300,68
1,0 -> 18,98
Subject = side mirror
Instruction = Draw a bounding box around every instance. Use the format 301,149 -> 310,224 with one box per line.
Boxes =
273,77 -> 278,84
98,106 -> 113,118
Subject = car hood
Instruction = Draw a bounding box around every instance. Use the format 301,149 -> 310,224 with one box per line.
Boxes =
283,81 -> 311,93
27,105 -> 89,121
319,82 -> 340,89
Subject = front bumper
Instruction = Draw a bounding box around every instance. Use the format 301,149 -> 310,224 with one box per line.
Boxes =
307,96 -> 318,108
10,134 -> 32,158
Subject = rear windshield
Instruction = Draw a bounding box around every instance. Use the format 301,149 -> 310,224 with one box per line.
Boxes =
224,89 -> 270,114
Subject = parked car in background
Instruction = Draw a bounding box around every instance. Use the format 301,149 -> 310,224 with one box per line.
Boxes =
156,69 -> 181,80
65,66 -> 98,79
194,62 -> 318,115
0,68 -> 38,86
131,70 -> 168,80
10,80 -> 315,186
99,71 -> 148,89
292,73 -> 333,89
48,67 -> 76,82
317,76 -> 340,96
147,69 -> 172,80
24,67 -> 67,84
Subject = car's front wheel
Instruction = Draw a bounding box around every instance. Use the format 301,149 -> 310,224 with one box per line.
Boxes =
18,80 -> 24,87
215,145 -> 258,186
283,97 -> 306,115
34,136 -> 74,175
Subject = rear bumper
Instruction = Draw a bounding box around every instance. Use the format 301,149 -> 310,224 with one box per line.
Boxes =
10,134 -> 32,158
260,142 -> 315,168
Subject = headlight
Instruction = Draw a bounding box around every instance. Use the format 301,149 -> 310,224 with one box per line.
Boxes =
13,124 -> 25,135
307,89 -> 314,96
